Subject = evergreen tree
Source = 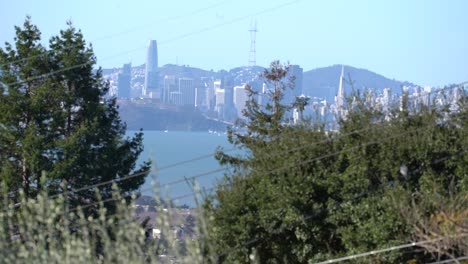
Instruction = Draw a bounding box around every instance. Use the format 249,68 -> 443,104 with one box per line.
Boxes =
0,17 -> 150,214
203,61 -> 467,263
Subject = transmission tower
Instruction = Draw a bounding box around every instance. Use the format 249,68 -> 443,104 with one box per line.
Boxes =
248,21 -> 257,66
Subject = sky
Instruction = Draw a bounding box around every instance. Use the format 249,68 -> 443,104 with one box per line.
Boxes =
1,0 -> 467,86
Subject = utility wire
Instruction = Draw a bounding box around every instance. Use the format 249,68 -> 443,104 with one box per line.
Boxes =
8,148 -> 466,242
216,148 -> 467,260
95,0 -> 232,42
3,136 -> 466,256
7,84 -> 465,201
313,236 -> 468,264
66,120 -> 448,214
63,143 -> 467,262
0,0 -> 232,68
0,0 -> 300,72
426,256 -> 468,264
3,83 -> 464,212
159,0 -> 300,45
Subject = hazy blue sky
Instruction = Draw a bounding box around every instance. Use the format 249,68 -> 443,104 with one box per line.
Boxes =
1,0 -> 467,86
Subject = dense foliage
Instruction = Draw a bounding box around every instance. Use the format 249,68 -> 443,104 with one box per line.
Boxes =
0,18 -> 466,263
0,188 -> 208,263
0,17 -> 150,214
203,61 -> 467,263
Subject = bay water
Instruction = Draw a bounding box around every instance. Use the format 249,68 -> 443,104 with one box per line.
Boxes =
127,130 -> 235,207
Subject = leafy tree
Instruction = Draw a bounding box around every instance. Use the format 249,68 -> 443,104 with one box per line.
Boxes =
203,61 -> 467,263
207,61 -> 338,263
0,17 -> 150,214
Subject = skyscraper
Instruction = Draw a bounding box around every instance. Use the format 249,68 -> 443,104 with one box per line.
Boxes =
117,63 -> 131,99
283,65 -> 303,105
163,75 -> 176,103
144,40 -> 158,98
289,65 -> 303,97
234,84 -> 249,118
334,65 -> 347,121
178,77 -> 195,106
335,65 -> 345,110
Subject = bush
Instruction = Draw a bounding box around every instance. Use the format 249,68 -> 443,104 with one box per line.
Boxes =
0,185 -> 209,263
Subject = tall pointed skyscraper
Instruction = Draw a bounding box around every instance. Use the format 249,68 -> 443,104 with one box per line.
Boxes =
144,40 -> 158,97
336,65 -> 345,110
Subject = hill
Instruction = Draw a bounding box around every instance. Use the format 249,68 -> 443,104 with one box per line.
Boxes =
302,65 -> 415,102
118,102 -> 228,131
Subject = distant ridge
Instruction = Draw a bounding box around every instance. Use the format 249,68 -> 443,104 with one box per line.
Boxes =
104,63 -> 420,131
102,63 -> 417,103
302,65 -> 416,102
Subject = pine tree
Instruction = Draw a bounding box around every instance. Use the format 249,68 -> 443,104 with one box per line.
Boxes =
0,17 -> 150,214
204,60 -> 467,263
215,61 -> 302,169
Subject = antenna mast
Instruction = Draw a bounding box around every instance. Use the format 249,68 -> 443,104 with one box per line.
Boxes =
248,21 -> 257,66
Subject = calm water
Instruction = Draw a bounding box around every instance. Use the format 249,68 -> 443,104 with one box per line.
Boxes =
126,131 -> 235,207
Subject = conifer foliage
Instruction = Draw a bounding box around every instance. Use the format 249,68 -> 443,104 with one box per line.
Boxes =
0,17 -> 150,213
204,61 -> 467,263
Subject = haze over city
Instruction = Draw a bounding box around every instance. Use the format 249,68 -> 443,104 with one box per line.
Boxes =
1,0 -> 467,86
0,1 -> 467,262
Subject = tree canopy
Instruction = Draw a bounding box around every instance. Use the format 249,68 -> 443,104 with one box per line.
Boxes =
203,61 -> 467,263
0,17 -> 150,214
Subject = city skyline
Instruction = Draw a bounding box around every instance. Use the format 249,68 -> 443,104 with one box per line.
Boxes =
112,60 -> 466,130
1,1 -> 467,87
144,40 -> 159,98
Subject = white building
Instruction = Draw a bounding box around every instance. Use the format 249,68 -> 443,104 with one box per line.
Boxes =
214,80 -> 225,112
233,84 -> 249,118
333,65 -> 347,120
205,80 -> 215,110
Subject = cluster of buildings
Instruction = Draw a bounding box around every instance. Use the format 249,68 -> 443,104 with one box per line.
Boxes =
303,66 -> 467,127
107,40 -> 466,126
108,39 -> 304,122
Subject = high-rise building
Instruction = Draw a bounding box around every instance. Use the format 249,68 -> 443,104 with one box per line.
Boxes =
178,77 -> 195,106
144,40 -> 158,98
335,65 -> 345,110
214,80 -> 224,111
195,86 -> 206,109
289,64 -> 303,97
117,63 -> 131,99
222,76 -> 234,108
234,84 -> 249,118
280,65 -> 303,106
163,75 -> 177,103
334,65 -> 346,120
382,87 -> 392,112
205,79 -> 216,111
196,77 -> 211,110
169,91 -> 183,105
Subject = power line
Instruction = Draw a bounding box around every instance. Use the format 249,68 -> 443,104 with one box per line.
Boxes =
0,0 -> 300,74
0,185 -> 217,248
3,82 -> 464,213
78,81 -> 468,191
84,146 -> 466,261
65,120 -> 453,214
313,236 -> 468,264
3,130 -> 465,256
426,256 -> 468,264
7,147 -> 466,248
141,0 -> 300,47
216,148 -> 467,260
95,0 -> 232,42
6,83 -> 465,203
0,0 -> 233,69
